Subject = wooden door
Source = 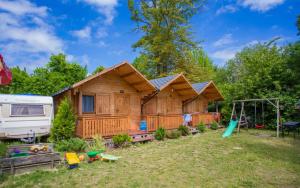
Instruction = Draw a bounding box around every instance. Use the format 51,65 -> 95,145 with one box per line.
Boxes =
114,93 -> 130,115
96,94 -> 111,114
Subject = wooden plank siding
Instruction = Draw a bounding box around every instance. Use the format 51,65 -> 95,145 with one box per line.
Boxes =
145,115 -> 183,132
191,113 -> 221,126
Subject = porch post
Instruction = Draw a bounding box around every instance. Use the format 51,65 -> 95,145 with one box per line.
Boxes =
79,91 -> 82,116
215,101 -> 219,113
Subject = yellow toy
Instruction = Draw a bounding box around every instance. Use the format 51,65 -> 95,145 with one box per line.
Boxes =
30,144 -> 48,153
65,152 -> 80,169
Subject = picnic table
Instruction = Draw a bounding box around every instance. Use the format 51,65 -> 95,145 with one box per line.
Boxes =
282,122 -> 300,138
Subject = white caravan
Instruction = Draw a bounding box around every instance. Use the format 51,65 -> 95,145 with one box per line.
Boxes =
0,94 -> 53,139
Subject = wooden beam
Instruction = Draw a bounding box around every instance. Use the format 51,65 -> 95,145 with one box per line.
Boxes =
120,71 -> 136,78
174,88 -> 193,92
131,80 -> 145,85
78,91 -> 82,116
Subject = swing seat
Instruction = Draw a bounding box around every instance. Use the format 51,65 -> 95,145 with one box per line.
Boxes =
255,124 -> 264,129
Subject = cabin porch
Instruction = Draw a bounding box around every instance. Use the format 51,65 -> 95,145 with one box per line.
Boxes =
75,112 -> 221,138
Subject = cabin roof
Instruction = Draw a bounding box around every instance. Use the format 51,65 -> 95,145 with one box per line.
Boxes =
192,82 -> 210,93
53,62 -> 156,96
150,74 -> 198,97
150,75 -> 177,90
192,81 -> 224,101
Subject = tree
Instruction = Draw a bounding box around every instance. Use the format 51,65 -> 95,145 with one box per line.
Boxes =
50,98 -> 76,142
128,0 -> 204,77
1,53 -> 88,96
0,67 -> 31,94
177,48 -> 216,82
132,54 -> 155,79
92,65 -> 105,75
217,42 -> 299,125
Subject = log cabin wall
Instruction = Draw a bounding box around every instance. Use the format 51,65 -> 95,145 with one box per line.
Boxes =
143,86 -> 183,115
73,72 -> 142,131
183,94 -> 209,114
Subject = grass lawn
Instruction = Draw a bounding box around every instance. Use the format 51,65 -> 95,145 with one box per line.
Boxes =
1,129 -> 300,188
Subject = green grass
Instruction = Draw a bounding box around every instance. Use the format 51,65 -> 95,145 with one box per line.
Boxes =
1,129 -> 300,188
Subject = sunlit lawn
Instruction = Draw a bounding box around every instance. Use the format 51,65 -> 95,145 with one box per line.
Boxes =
1,129 -> 300,188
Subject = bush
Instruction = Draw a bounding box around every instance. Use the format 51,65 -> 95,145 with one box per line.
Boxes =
0,142 -> 7,157
55,138 -> 87,152
154,127 -> 166,140
112,134 -> 132,147
50,98 -> 76,142
88,135 -> 106,151
197,122 -> 206,133
210,121 -> 218,130
166,130 -> 181,139
178,125 -> 190,136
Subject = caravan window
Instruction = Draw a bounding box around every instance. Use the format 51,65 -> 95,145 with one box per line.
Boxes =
11,104 -> 44,116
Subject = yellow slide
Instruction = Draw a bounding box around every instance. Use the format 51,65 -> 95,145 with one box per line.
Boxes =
65,152 -> 80,165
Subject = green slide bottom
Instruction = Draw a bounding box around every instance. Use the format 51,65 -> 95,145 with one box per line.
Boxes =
222,120 -> 238,138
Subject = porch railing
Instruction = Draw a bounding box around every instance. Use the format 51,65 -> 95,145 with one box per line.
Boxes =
145,114 -> 183,132
76,116 -> 130,138
191,112 -> 221,126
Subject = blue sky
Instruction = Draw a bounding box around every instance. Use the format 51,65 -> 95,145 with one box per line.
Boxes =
0,0 -> 299,73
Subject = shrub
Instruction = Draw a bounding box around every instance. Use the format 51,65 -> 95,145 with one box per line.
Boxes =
0,142 -> 7,157
55,138 -> 87,152
178,125 -> 190,136
112,134 -> 132,147
210,121 -> 218,130
197,122 -> 206,133
88,135 -> 106,151
154,127 -> 166,140
50,98 -> 76,142
166,130 -> 181,139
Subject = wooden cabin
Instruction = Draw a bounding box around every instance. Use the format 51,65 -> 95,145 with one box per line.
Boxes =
183,81 -> 224,126
142,74 -> 198,131
53,62 -> 224,138
53,62 -> 156,138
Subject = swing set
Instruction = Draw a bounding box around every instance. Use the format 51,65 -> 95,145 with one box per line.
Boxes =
231,98 -> 280,137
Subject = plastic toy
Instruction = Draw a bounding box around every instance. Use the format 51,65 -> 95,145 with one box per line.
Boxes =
65,152 -> 80,169
86,150 -> 104,163
78,154 -> 85,161
100,153 -> 120,162
30,144 -> 48,153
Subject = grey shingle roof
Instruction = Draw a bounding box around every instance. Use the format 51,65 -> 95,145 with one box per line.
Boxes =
192,81 -> 210,93
150,75 -> 178,90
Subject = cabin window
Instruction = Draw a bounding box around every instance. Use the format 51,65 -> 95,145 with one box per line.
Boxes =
82,95 -> 95,113
11,104 -> 44,116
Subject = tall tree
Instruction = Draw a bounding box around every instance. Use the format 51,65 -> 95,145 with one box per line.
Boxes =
128,0 -> 204,77
92,65 -> 105,75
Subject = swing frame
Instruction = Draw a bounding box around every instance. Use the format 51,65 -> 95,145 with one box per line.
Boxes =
231,98 -> 280,137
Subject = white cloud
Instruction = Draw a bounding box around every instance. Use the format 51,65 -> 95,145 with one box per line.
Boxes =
211,48 -> 239,61
71,26 -> 91,39
96,27 -> 108,38
0,0 -> 47,16
80,0 -> 118,25
238,0 -> 285,12
216,5 -> 238,15
0,0 -> 64,70
213,34 -> 234,47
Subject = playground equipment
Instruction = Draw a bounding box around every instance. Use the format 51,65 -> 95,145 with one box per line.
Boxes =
228,98 -> 280,137
222,120 -> 238,138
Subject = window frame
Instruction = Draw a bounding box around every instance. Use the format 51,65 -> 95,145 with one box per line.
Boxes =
10,103 -> 45,117
82,93 -> 96,114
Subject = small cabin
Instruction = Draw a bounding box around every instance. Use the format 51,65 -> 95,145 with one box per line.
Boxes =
142,74 -> 198,131
184,81 -> 224,125
53,62 -> 156,138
